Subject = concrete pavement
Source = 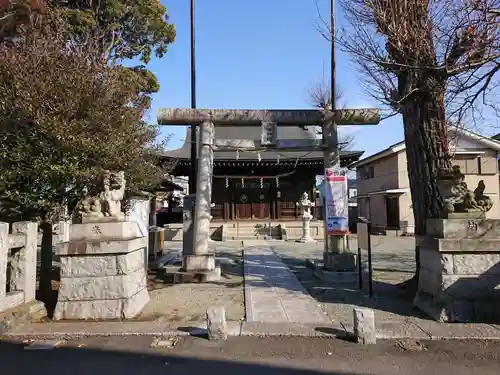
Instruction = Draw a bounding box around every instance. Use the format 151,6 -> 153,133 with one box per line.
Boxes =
244,246 -> 329,323
1,335 -> 499,375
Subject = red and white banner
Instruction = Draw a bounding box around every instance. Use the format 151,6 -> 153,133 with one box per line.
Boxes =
324,168 -> 349,234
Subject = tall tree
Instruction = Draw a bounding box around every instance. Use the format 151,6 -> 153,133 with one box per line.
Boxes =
1,0 -> 175,62
0,18 -> 167,294
318,1 -> 499,236
0,0 -> 175,92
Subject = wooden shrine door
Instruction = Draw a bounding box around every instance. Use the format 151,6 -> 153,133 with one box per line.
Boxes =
234,180 -> 271,219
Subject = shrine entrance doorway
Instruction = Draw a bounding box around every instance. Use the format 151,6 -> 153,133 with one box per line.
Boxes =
234,180 -> 272,219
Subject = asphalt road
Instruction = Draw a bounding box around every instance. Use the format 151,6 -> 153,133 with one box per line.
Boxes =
1,336 -> 499,375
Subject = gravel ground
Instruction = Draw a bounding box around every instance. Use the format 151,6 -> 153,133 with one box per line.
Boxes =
138,245 -> 245,323
1,335 -> 499,375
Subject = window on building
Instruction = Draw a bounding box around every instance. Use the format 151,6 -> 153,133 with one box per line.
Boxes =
478,156 -> 497,175
367,166 -> 374,179
358,166 -> 375,180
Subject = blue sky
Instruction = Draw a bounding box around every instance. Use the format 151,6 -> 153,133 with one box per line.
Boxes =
144,0 -> 405,158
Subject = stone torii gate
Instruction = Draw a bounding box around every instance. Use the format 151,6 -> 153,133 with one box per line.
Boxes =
157,108 -> 380,280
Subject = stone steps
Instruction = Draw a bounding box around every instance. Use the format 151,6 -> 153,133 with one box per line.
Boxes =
224,234 -> 282,240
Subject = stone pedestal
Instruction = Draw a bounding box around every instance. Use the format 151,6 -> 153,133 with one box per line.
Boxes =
323,235 -> 356,272
53,221 -> 150,320
298,213 -> 316,243
414,217 -> 500,323
323,251 -> 357,272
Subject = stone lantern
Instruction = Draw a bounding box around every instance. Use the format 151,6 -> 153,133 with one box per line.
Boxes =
297,192 -> 315,243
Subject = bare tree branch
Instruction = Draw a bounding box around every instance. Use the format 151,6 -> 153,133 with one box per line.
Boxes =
320,0 -> 500,128
315,0 -> 500,245
308,81 -> 355,150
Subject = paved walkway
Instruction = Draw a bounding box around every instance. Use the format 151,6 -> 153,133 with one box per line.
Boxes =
243,246 -> 329,324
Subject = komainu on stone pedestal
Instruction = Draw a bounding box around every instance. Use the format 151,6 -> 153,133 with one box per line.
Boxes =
54,172 -> 150,320
438,165 -> 493,217
74,170 -> 126,223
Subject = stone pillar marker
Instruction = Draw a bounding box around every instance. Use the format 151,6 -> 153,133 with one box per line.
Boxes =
353,307 -> 376,344
297,192 -> 316,243
206,306 -> 227,340
0,221 -> 40,313
0,223 -> 9,305
11,222 -> 38,303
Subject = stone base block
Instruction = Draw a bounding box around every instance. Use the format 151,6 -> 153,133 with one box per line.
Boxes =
163,265 -> 221,283
323,252 -> 356,272
297,237 -> 317,243
70,221 -> 140,242
60,248 -> 145,277
56,236 -> 147,256
416,219 -> 500,323
53,288 -> 149,320
183,253 -> 216,272
426,218 -> 500,239
306,259 -> 366,283
414,291 -> 500,323
57,267 -> 147,301
0,300 -> 47,335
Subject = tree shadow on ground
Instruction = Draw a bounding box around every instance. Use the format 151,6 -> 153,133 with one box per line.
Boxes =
279,254 -> 430,320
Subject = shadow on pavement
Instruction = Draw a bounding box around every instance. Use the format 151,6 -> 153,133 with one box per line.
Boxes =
280,254 -> 430,320
0,338 -> 358,375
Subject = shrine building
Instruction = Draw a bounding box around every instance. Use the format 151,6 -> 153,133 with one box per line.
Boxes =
160,125 -> 363,240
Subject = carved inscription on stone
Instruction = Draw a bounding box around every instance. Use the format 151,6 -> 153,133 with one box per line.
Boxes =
467,220 -> 478,233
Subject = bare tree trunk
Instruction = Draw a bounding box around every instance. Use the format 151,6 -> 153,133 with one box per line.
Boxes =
39,221 -> 53,296
401,76 -> 451,282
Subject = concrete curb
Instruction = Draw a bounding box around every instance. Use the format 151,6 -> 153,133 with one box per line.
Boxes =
3,320 -> 500,341
1,321 -> 350,340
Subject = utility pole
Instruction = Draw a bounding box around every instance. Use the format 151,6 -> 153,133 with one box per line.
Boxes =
324,0 -> 339,173
330,0 -> 336,131
322,0 -> 353,271
189,0 -> 197,194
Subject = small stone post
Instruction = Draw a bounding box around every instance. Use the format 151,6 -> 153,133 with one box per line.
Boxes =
182,194 -> 196,256
353,307 -> 376,344
11,222 -> 38,303
297,192 -> 315,243
127,196 -> 150,266
206,306 -> 227,340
